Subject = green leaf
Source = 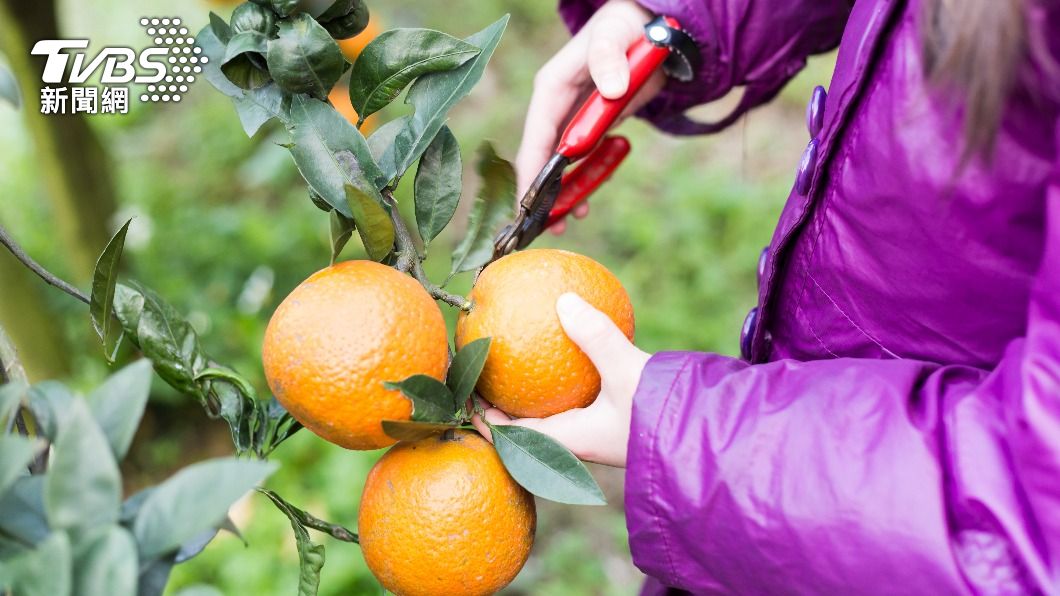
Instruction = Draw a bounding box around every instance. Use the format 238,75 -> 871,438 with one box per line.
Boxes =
195,367 -> 258,400
366,115 -> 410,187
449,141 -> 515,277
317,0 -> 369,39
381,419 -> 458,442
286,93 -> 383,216
208,12 -> 232,44
235,84 -> 289,136
25,380 -> 75,441
349,29 -> 479,122
377,16 -> 508,184
0,435 -> 40,497
253,0 -> 298,17
383,375 -> 456,423
3,530 -> 71,596
344,183 -> 394,261
174,527 -> 220,563
90,219 -> 130,364
329,210 -> 355,265
136,555 -> 176,596
258,489 -> 326,596
221,31 -> 272,90
112,282 -> 209,397
230,2 -> 276,35
267,13 -> 345,99
72,525 -> 138,596
262,399 -> 302,456
0,477 -> 48,547
0,62 -> 20,109
446,337 -> 490,405
197,24 -> 288,136
488,424 -> 606,506
45,398 -> 123,532
86,359 -> 153,460
119,484 -> 241,561
414,126 -> 462,249
131,457 -> 276,560
210,380 -> 258,455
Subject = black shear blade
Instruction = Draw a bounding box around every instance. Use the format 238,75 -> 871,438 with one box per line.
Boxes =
513,153 -> 569,250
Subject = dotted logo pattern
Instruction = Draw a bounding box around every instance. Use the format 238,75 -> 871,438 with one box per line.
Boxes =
137,17 -> 207,103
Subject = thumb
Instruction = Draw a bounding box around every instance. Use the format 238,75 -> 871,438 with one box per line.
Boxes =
586,17 -> 641,98
555,292 -> 634,379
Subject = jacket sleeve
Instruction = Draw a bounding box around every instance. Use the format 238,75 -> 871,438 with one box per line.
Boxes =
558,0 -> 853,134
625,149 -> 1060,594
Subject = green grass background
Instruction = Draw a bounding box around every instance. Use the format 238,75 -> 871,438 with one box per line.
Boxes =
0,0 -> 835,593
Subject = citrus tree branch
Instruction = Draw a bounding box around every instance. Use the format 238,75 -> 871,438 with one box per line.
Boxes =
383,192 -> 471,312
0,223 -> 90,305
258,488 -> 359,543
0,324 -> 27,385
0,323 -> 49,473
294,506 -> 359,543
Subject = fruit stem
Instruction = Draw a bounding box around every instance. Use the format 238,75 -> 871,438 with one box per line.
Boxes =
383,191 -> 472,312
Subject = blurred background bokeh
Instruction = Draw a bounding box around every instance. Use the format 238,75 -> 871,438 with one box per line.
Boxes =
0,0 -> 835,593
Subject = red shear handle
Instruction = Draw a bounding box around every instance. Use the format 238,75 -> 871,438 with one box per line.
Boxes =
547,136 -> 631,227
554,18 -> 678,161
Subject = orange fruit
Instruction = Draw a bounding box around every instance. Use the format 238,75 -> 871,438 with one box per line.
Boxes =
359,429 -> 536,596
337,13 -> 382,60
262,261 -> 448,450
455,249 -> 635,418
327,84 -> 378,131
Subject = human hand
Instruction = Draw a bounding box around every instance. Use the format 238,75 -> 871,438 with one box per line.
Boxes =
472,292 -> 651,468
517,0 -> 665,235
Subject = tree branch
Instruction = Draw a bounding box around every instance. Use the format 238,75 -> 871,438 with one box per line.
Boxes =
383,191 -> 471,312
0,323 -> 49,473
0,224 -> 90,305
0,324 -> 27,385
258,488 -> 359,543
293,506 -> 359,543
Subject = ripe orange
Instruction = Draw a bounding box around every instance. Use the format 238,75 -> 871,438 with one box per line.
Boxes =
327,84 -> 378,131
337,13 -> 381,60
455,249 -> 635,418
359,429 -> 536,596
262,261 -> 448,450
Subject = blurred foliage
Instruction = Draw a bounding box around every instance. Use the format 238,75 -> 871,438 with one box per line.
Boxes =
0,0 -> 836,593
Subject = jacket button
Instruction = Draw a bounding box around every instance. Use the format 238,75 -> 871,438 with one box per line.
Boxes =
794,138 -> 818,196
740,306 -> 759,361
757,246 -> 769,285
806,85 -> 826,137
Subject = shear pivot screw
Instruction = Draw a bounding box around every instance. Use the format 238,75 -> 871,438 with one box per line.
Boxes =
648,25 -> 669,43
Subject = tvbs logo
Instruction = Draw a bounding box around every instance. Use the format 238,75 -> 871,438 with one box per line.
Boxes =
31,17 -> 205,115
32,40 -> 169,85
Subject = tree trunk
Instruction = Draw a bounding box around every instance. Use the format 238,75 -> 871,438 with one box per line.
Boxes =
0,0 -> 118,276
0,0 -> 119,380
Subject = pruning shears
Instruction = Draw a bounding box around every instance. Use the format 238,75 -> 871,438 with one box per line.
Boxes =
488,15 -> 700,264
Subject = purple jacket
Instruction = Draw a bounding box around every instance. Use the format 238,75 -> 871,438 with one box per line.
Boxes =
560,0 -> 1060,593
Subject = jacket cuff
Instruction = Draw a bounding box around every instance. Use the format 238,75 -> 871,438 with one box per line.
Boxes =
624,351 -> 698,587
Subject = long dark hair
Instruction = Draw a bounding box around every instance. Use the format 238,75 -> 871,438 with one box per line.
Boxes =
920,0 -> 1026,158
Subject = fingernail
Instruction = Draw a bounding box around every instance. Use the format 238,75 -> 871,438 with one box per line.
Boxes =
556,293 -> 586,319
598,74 -> 624,97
